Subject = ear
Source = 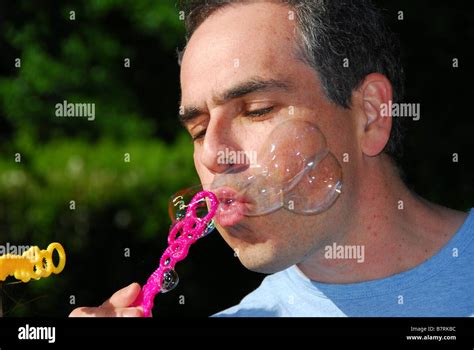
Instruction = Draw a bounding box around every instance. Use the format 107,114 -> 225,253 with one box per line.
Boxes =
354,73 -> 393,157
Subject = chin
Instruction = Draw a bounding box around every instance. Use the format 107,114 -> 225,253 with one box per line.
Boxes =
236,241 -> 295,274
216,216 -> 305,274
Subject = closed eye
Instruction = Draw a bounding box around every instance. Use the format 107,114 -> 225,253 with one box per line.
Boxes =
192,106 -> 275,141
244,106 -> 274,117
192,129 -> 206,141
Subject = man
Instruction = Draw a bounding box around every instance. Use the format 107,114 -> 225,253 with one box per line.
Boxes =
71,0 -> 473,317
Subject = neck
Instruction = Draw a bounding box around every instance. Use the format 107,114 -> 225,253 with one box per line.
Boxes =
297,156 -> 467,284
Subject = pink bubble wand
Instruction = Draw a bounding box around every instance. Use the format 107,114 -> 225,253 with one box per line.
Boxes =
134,190 -> 218,317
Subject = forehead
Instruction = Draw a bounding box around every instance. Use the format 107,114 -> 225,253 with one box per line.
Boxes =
180,2 -> 299,105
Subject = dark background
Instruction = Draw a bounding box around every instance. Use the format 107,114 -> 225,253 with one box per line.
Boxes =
0,0 -> 472,317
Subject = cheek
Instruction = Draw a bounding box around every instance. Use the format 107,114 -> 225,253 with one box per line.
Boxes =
193,149 -> 203,178
322,111 -> 356,158
193,148 -> 211,186
321,112 -> 360,194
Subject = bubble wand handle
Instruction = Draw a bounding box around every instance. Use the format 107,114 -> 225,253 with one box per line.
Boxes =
135,190 -> 218,317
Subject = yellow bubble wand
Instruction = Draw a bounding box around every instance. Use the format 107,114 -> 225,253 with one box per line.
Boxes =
0,243 -> 66,283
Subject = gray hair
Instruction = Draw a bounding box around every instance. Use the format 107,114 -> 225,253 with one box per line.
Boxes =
179,0 -> 405,159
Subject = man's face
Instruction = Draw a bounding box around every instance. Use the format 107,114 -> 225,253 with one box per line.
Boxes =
180,2 -> 357,273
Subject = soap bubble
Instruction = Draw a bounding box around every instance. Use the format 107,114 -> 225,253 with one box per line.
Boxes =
210,120 -> 342,221
168,120 -> 342,227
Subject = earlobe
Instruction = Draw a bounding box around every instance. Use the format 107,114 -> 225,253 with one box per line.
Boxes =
358,73 -> 393,157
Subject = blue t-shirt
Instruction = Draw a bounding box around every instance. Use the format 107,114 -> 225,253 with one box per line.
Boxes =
215,209 -> 474,317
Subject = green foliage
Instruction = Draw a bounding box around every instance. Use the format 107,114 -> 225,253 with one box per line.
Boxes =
0,0 -> 185,144
0,132 -> 198,316
0,134 -> 197,242
0,0 -> 198,316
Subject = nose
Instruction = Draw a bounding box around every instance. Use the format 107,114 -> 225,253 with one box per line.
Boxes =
199,117 -> 246,175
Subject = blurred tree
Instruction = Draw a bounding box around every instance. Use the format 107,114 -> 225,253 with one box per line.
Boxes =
0,0 -> 185,144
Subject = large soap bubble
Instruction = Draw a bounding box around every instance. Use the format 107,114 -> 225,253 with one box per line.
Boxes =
209,120 -> 342,225
168,120 -> 342,227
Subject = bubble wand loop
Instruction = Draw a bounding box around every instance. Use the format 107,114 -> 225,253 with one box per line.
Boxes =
135,190 -> 218,317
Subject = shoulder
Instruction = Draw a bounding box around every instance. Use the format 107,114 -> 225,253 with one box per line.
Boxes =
213,268 -> 292,317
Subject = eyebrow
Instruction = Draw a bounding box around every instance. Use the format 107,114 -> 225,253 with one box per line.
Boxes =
179,77 -> 291,126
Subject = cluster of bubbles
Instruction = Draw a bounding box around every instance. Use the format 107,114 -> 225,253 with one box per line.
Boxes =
169,120 -> 343,225
210,120 -> 343,216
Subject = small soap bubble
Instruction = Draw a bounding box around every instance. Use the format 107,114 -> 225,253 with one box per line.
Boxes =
161,269 -> 179,293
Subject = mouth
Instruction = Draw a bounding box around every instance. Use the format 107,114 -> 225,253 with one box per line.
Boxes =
213,187 -> 252,227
